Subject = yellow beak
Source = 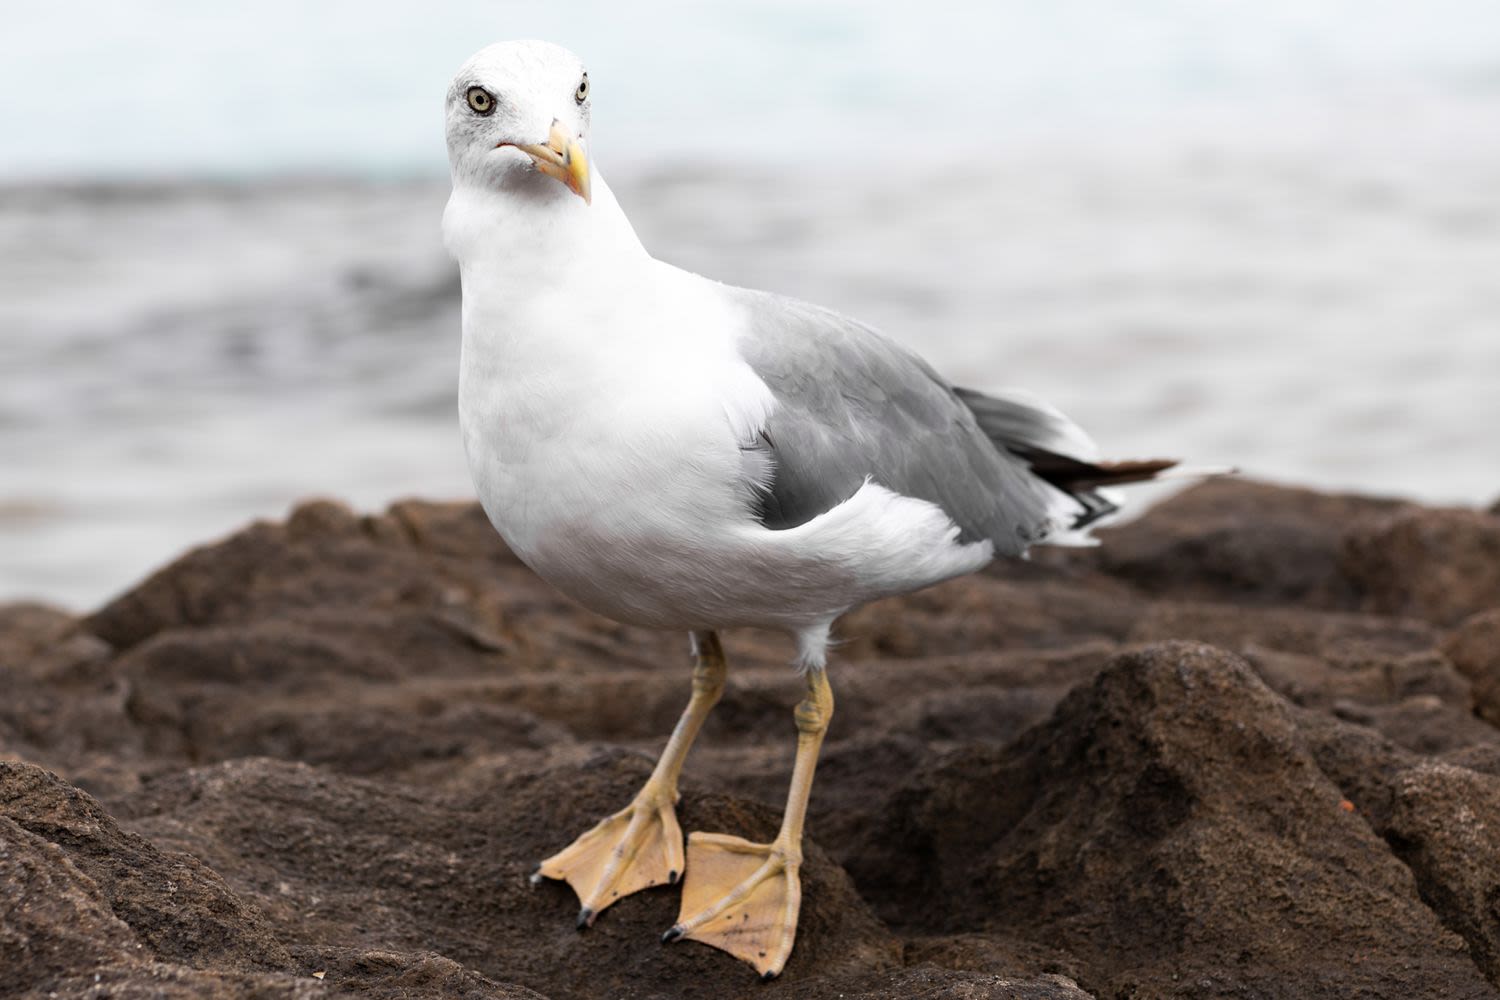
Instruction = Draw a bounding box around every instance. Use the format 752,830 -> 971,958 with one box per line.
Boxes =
508,120 -> 591,205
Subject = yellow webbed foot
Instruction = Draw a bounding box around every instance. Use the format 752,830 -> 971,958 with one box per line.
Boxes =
532,787 -> 684,927
661,832 -> 802,981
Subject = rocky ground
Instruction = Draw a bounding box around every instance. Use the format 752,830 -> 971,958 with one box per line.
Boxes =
5,479 -> 1500,999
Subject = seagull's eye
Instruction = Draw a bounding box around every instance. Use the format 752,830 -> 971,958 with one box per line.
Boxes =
466,87 -> 495,115
575,74 -> 589,104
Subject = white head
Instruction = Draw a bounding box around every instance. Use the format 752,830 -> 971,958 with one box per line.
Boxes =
444,40 -> 593,205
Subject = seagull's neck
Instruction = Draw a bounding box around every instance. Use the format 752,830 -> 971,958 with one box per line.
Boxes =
447,166 -> 675,381
443,169 -> 650,296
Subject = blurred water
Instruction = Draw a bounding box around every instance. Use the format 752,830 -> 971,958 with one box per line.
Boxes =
3,2 -> 1499,607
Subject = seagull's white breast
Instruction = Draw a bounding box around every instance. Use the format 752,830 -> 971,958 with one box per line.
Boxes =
458,250 -> 775,628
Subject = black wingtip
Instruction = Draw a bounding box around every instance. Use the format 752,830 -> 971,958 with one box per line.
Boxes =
576,907 -> 594,931
1068,488 -> 1121,530
661,925 -> 684,944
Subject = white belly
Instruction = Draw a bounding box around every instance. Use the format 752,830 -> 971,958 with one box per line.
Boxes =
459,376 -> 744,627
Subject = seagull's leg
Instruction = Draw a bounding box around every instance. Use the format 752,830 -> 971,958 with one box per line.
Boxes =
663,661 -> 834,981
533,630 -> 727,927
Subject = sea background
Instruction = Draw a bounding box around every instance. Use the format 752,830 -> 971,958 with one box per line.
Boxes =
3,0 -> 1498,609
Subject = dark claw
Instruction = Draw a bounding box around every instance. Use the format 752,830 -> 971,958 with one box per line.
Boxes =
661,925 -> 684,944
576,907 -> 594,930
759,971 -> 778,983
667,869 -> 679,885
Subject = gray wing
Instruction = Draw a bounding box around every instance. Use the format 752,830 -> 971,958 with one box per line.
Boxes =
731,287 -> 1062,556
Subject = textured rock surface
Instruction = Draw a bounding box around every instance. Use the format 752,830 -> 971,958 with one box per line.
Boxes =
4,479 -> 1500,997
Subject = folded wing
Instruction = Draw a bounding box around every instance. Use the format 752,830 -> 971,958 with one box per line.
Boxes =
731,289 -> 1066,556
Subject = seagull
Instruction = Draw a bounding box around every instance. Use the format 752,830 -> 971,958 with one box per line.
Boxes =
444,40 -> 1194,980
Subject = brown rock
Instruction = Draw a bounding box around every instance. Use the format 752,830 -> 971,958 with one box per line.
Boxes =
8,480 -> 1500,997
119,753 -> 900,1000
0,765 -> 325,999
846,643 -> 1492,997
841,570 -> 1142,659
1388,762 -> 1500,985
1,815 -> 140,995
1246,646 -> 1494,754
1445,609 -> 1500,727
1126,599 -> 1437,659
827,968 -> 1095,999
0,761 -> 293,974
284,949 -> 548,1000
0,604 -> 120,792
1342,508 -> 1500,625
82,500 -> 524,652
0,780 -> 539,997
1088,478 -> 1410,609
113,621 -> 569,774
1293,708 -> 1418,832
903,932 -> 1084,983
0,602 -> 77,666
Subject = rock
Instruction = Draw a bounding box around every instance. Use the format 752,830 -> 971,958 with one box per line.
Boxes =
1444,609 -> 1500,727
824,968 -> 1096,999
1125,600 -> 1437,660
0,602 -> 76,666
1245,646 -> 1495,754
119,753 -> 900,1000
1325,694 -> 1500,756
1342,509 -> 1500,625
0,815 -> 142,996
846,643 -> 1493,997
1292,708 -> 1418,832
0,761 -> 292,974
903,932 -> 1085,983
1387,762 -> 1500,985
1088,479 -> 1410,609
8,480 -> 1500,997
82,500 -> 523,652
0,605 -> 120,793
285,948 -> 548,1000
839,570 -> 1143,659
0,764 -> 324,1000
114,621 -> 570,775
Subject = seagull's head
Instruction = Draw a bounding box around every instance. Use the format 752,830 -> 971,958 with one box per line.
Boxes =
445,40 -> 592,205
